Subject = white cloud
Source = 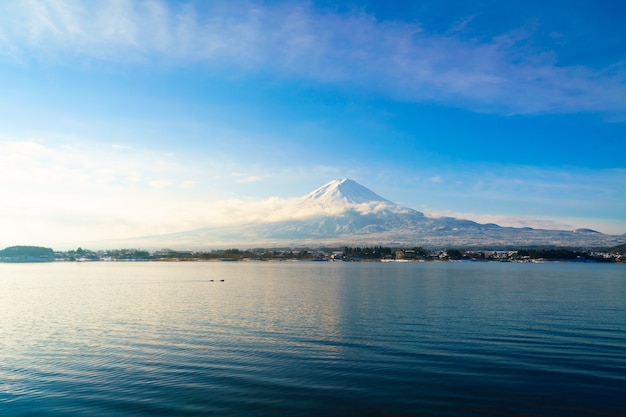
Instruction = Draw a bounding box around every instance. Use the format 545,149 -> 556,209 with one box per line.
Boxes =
235,175 -> 262,183
195,193 -> 409,228
1,1 -> 624,115
180,180 -> 196,189
149,179 -> 172,188
112,144 -> 132,150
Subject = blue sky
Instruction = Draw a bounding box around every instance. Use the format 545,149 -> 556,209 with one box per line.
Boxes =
1,0 -> 625,247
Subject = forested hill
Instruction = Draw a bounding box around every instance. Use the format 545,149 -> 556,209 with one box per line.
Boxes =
0,246 -> 54,257
611,243 -> 626,255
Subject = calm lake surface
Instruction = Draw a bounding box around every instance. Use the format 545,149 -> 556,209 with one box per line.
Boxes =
1,261 -> 625,416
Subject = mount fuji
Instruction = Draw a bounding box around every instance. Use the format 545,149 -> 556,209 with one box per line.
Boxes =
103,179 -> 624,249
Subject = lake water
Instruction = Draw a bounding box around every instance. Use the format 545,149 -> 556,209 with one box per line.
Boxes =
1,261 -> 625,416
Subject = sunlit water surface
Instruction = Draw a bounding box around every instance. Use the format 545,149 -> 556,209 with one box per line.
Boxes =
1,261 -> 625,416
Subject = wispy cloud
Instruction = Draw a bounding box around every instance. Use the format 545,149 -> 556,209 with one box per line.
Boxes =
149,179 -> 173,189
1,0 -> 625,115
235,175 -> 263,183
180,180 -> 196,189
192,194 -> 405,228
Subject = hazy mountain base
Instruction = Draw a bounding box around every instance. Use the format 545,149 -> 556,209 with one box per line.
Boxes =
92,211 -> 624,251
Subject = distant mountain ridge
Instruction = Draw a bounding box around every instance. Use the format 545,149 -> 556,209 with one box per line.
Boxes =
96,179 -> 625,250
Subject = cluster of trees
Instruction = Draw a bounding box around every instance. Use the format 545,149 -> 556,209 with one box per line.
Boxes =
103,249 -> 151,260
184,249 -> 315,260
342,246 -> 431,260
195,249 -> 259,260
0,245 -> 54,257
343,246 -> 394,259
259,250 -> 314,260
339,247 -> 621,262
610,243 -> 626,255
65,247 -> 99,260
517,249 -> 602,261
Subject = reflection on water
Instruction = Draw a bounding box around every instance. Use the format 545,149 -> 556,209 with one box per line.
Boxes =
1,261 -> 625,416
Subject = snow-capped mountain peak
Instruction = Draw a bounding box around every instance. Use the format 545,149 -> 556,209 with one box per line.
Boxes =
300,178 -> 392,206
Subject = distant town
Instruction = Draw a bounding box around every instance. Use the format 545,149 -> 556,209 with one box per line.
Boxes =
1,245 -> 624,263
